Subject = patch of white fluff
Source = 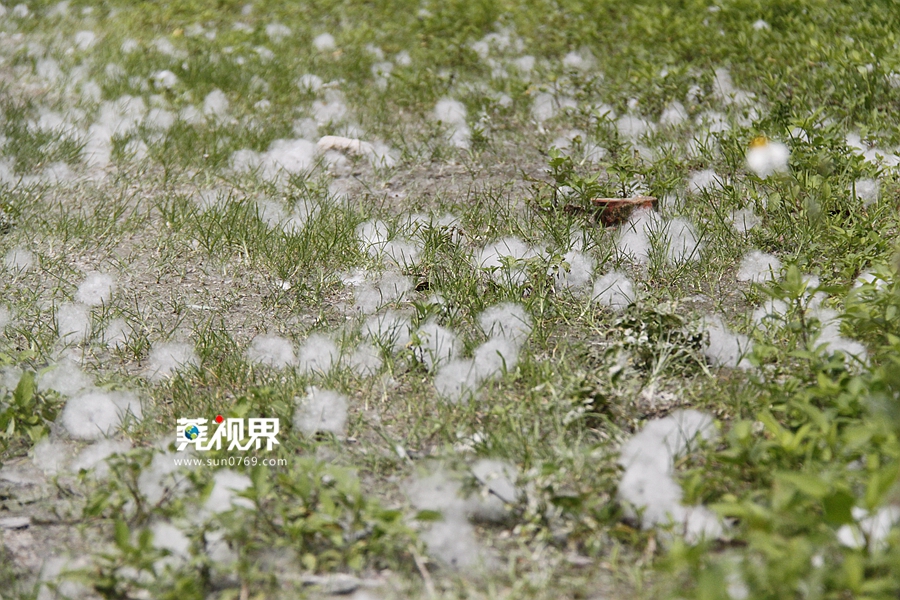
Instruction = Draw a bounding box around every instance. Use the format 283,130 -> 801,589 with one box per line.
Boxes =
232,138 -> 319,182
471,459 -> 518,504
247,335 -> 295,368
434,98 -> 470,148
617,115 -> 652,140
146,342 -> 199,380
150,69 -> 178,90
664,218 -> 703,263
4,247 -> 34,272
202,89 -> 229,119
737,251 -> 781,283
615,208 -> 658,263
420,517 -> 483,569
617,409 -> 720,538
730,208 -> 760,233
361,311 -> 411,352
344,343 -> 383,376
414,320 -> 460,371
75,272 -> 115,306
854,270 -> 889,289
204,470 -> 254,514
852,178 -> 880,205
810,307 -> 867,360
531,92 -> 556,123
312,90 -> 349,125
752,19 -> 770,30
472,337 -> 521,379
32,438 -> 71,475
0,306 -> 10,330
562,50 -> 593,70
70,439 -> 131,479
356,219 -> 421,265
477,302 -> 532,346
703,315 -> 752,369
137,449 -> 191,506
56,302 -> 91,343
297,73 -> 323,92
619,410 -> 716,475
296,333 -> 340,375
746,140 -> 790,178
837,506 -> 900,552
313,33 -> 336,51
60,390 -> 142,440
103,318 -> 131,349
592,271 -> 636,310
257,199 -> 318,234
660,101 -> 688,127
712,67 -> 754,106
688,169 -> 725,194
752,298 -> 789,330
73,30 -> 97,50
352,271 -> 413,314
434,358 -> 481,403
151,521 -> 191,559
265,22 -> 290,42
37,360 -> 92,396
553,250 -> 595,291
294,387 -> 348,437
476,237 -> 539,285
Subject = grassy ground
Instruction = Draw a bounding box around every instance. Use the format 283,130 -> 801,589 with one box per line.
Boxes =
1,0 -> 900,598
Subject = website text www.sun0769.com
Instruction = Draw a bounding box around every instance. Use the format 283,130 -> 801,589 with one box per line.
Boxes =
173,456 -> 288,467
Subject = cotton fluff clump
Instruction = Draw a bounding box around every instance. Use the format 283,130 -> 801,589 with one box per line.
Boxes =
688,169 -> 725,194
617,410 -> 723,542
37,360 -> 93,397
257,199 -> 318,234
405,470 -> 493,569
836,506 -> 900,552
552,250 -> 595,292
660,101 -> 689,127
414,320 -> 460,371
730,208 -> 760,233
531,92 -> 556,123
476,237 -> 539,285
617,115 -> 653,141
615,208 -> 658,263
202,89 -> 229,120
712,67 -> 755,106
664,218 -> 703,263
351,270 -> 413,314
344,343 -> 383,377
356,219 -> 421,266
247,335 -> 295,368
293,387 -> 348,437
362,310 -> 412,352
852,178 -> 880,206
137,449 -> 191,506
231,138 -> 319,184
151,521 -> 191,562
736,250 -> 781,283
313,33 -> 336,51
4,247 -> 34,272
478,302 -> 533,346
592,271 -> 636,310
746,139 -> 790,178
59,390 -> 142,440
146,342 -> 199,380
70,439 -> 131,479
703,315 -> 753,369
434,98 -> 470,148
296,333 -> 340,374
75,272 -> 115,306
434,304 -> 532,403
57,302 -> 91,343
204,470 -> 254,515
809,307 -> 867,361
